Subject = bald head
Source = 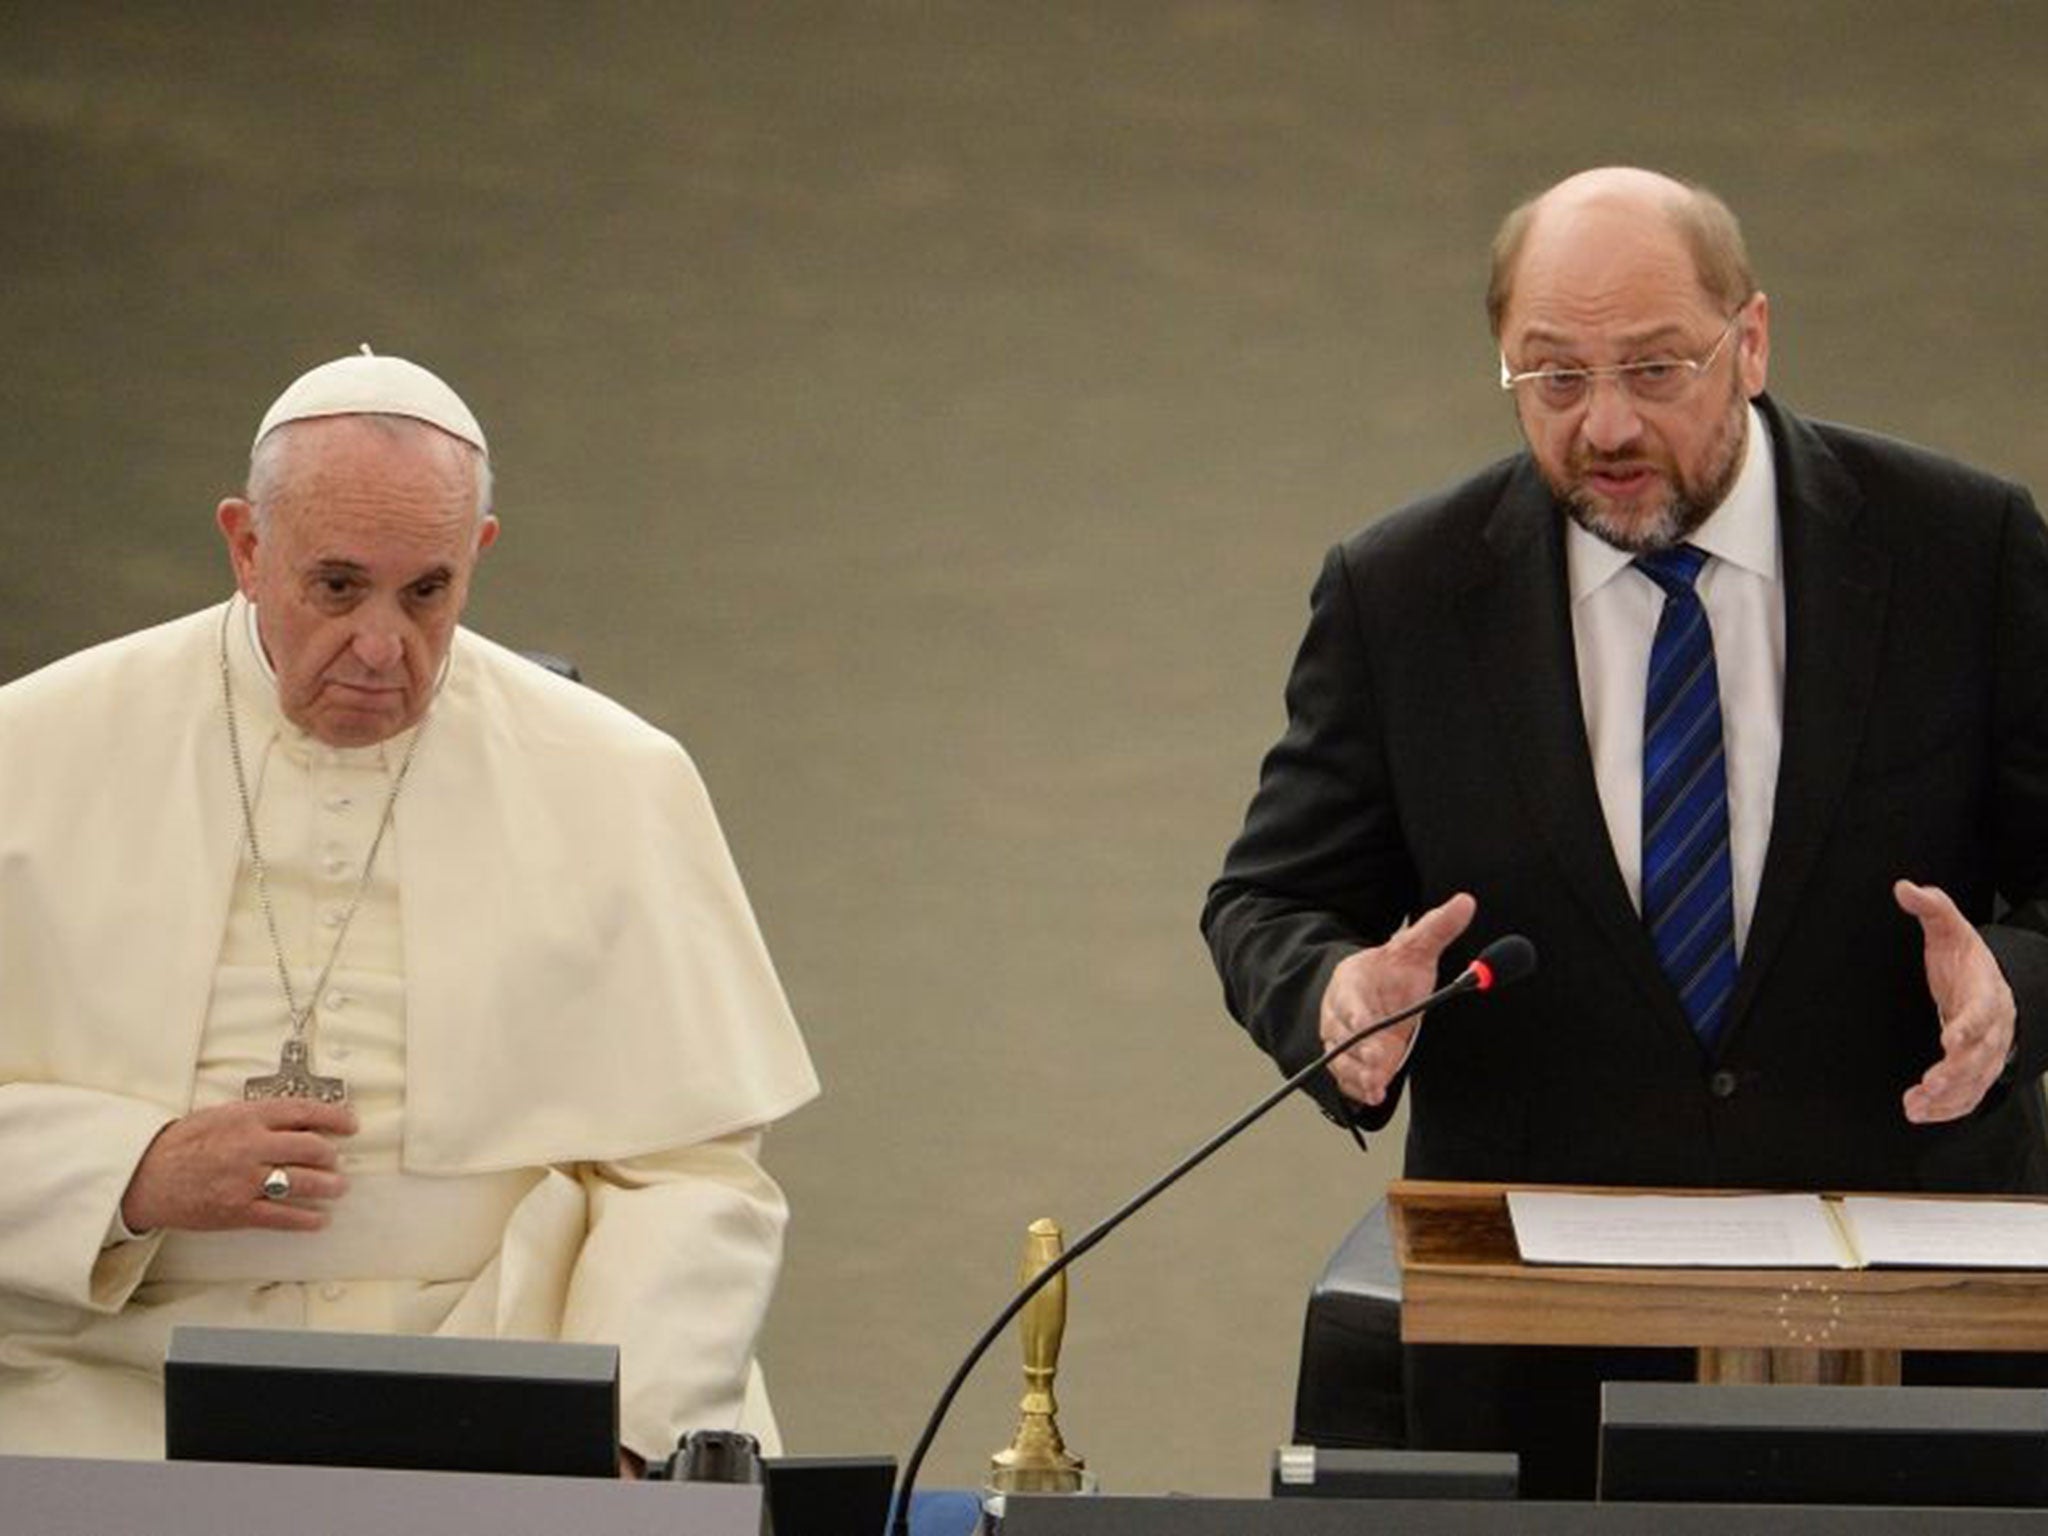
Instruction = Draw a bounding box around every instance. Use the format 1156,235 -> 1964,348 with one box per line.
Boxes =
1487,168 -> 1755,338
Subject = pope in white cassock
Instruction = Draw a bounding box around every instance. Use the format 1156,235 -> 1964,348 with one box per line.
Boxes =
0,352 -> 819,1473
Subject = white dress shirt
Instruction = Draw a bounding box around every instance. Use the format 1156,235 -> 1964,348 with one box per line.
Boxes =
1567,403 -> 1784,952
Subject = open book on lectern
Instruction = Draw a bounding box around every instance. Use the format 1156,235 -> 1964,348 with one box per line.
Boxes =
1505,1190 -> 2048,1270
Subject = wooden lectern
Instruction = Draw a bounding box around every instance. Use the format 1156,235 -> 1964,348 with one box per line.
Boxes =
1387,1180 -> 2048,1387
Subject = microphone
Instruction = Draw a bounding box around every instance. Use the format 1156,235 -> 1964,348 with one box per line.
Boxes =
888,934 -> 1538,1533
1465,932 -> 1536,993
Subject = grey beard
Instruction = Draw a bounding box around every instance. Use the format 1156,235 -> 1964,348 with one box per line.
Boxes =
1555,388 -> 1751,555
1563,481 -> 1717,554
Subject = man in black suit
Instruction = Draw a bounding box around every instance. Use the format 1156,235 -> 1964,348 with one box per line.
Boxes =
1203,166 -> 2048,1495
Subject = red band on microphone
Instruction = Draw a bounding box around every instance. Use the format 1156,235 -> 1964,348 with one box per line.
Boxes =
1469,958 -> 1497,993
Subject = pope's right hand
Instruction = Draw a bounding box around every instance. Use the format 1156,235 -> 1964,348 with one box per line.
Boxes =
120,1098 -> 357,1234
1319,892 -> 1478,1108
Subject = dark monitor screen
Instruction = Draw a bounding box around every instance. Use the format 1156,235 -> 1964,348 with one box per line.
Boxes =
763,1455 -> 897,1536
165,1325 -> 619,1478
1598,1381 -> 2048,1507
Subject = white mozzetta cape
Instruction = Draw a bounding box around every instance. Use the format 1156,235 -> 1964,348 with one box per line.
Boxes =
0,598 -> 819,1314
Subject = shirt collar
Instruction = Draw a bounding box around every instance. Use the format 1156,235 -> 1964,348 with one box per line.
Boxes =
1568,401 -> 1779,602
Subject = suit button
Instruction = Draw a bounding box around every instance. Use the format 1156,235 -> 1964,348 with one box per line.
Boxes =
1708,1069 -> 1739,1099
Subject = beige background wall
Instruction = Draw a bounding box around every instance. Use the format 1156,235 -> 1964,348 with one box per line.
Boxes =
5,1 -> 2045,1498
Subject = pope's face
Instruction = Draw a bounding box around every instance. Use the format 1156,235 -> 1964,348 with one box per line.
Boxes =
217,416 -> 498,747
1499,199 -> 1770,553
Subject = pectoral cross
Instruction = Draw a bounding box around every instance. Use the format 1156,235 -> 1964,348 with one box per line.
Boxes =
244,1036 -> 348,1103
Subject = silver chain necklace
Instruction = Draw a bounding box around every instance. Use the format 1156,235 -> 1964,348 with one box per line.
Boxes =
219,602 -> 425,1103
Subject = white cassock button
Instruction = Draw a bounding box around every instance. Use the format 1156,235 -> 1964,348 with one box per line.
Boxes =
325,991 -> 349,1011
321,908 -> 345,928
320,1283 -> 346,1302
323,794 -> 354,814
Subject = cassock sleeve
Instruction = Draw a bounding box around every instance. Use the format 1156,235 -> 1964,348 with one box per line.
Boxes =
559,1129 -> 789,1462
0,1082 -> 173,1310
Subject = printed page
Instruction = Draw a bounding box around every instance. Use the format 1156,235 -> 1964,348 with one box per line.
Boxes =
1506,1190 -> 1851,1268
1839,1196 -> 2048,1269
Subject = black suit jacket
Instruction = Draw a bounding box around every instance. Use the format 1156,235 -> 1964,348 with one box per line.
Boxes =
1204,396 -> 2048,1195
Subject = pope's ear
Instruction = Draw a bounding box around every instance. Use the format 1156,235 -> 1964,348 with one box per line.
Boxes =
216,499 -> 261,598
475,514 -> 500,556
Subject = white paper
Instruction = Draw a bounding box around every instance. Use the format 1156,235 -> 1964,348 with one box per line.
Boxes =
1506,1191 -> 1850,1268
1838,1196 -> 2048,1270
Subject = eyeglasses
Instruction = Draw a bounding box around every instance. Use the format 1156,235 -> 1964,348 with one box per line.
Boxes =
1499,314 -> 1741,412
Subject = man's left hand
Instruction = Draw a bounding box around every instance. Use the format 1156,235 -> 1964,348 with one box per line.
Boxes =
1895,879 -> 2015,1123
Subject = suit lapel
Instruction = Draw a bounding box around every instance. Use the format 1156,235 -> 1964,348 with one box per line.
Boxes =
1458,465 -> 1681,1015
1722,399 -> 1892,1042
1458,403 -> 1893,1048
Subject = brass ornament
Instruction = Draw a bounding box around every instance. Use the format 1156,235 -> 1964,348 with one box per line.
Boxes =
988,1218 -> 1088,1496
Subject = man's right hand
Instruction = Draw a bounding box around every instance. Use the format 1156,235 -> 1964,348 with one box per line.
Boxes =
1319,892 -> 1478,1108
120,1098 -> 357,1234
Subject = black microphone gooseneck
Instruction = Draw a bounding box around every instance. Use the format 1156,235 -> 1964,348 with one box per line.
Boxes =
887,933 -> 1537,1534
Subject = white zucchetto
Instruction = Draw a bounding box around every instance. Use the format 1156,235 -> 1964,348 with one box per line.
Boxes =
253,345 -> 488,455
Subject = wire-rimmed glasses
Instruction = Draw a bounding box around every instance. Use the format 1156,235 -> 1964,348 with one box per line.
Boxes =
1500,314 -> 1741,412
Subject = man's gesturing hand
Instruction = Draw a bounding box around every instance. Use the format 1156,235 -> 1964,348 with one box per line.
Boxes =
1896,879 -> 2016,1125
121,1098 -> 357,1234
1319,892 -> 1479,1108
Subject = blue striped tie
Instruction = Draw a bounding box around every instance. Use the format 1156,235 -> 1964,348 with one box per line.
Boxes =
1636,545 -> 1737,1048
